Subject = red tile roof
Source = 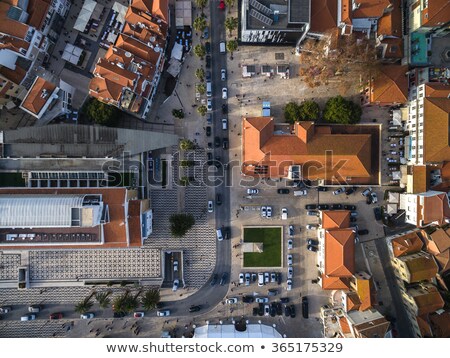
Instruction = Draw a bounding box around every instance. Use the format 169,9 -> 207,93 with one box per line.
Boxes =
411,286 -> 445,316
355,277 -> 374,311
27,0 -> 51,29
430,310 -> 450,338
20,77 -> 56,115
422,193 -> 450,226
352,0 -> 392,19
325,229 -> 355,277
404,253 -> 439,282
435,250 -> 450,273
321,275 -> 351,290
427,229 -> 450,255
391,231 -> 424,257
0,2 -> 30,39
423,98 -> 450,163
424,83 -> 450,98
422,0 -> 450,27
370,65 -> 408,104
376,0 -> 402,36
321,210 -> 351,229
0,64 -> 27,85
310,0 -> 337,33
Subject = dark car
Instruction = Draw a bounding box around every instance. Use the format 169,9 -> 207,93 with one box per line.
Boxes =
49,312 -> 63,320
366,195 -> 372,204
330,204 -> 343,210
222,138 -> 229,149
284,305 -> 291,317
252,307 -> 258,316
206,113 -> 212,124
277,188 -> 290,194
206,126 -> 211,137
344,205 -> 356,211
307,239 -> 319,246
373,207 -> 382,221
220,272 -> 228,285
345,187 -> 356,195
205,71 -> 211,81
317,204 -> 329,210
276,302 -> 282,316
207,152 -> 213,165
258,303 -> 264,316
205,41 -> 211,53
280,297 -> 289,304
317,186 -> 327,192
268,288 -> 278,296
189,305 -> 202,313
276,272 -> 282,285
269,303 -> 277,317
290,304 -> 296,318
205,55 -> 211,68
302,297 -> 309,319
243,296 -> 254,303
305,204 -> 317,210
214,136 -> 221,147
113,311 -> 126,318
221,104 -> 228,114
207,142 -> 212,149
223,226 -> 230,240
210,273 -> 218,286
358,229 -> 369,235
307,245 -> 318,252
350,216 -> 357,222
216,193 -> 222,206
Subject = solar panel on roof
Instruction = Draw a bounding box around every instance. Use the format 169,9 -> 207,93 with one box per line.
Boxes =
249,9 -> 273,26
249,0 -> 273,16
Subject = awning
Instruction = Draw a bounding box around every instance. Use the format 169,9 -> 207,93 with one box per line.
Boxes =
73,0 -> 97,32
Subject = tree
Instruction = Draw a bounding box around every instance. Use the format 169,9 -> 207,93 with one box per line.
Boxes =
85,99 -> 119,126
197,105 -> 207,116
193,44 -> 206,59
196,83 -> 206,95
112,292 -> 128,313
224,0 -> 235,12
172,108 -> 184,119
169,213 -> 195,237
123,291 -> 140,313
179,139 -> 195,150
193,16 -> 207,33
95,291 -> 112,309
298,100 -> 320,121
195,0 -> 208,12
225,17 -> 238,36
141,289 -> 160,311
195,68 -> 205,82
226,40 -> 238,59
323,96 -> 362,124
74,298 -> 93,314
284,102 -> 301,123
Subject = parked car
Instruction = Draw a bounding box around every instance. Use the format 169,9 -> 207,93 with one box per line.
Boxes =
207,99 -> 212,111
281,207 -> 288,220
49,312 -> 63,320
156,310 -> 171,317
80,312 -> 95,319
275,302 -> 283,316
289,225 -> 294,236
28,306 -> 41,313
264,272 -> 270,283
221,103 -> 228,114
373,207 -> 382,221
344,205 -> 356,211
317,186 -> 327,192
261,206 -> 267,217
208,200 -> 213,213
333,187 -> 345,195
205,41 -> 211,53
251,273 -> 257,282
290,304 -> 296,318
287,266 -> 293,279
361,187 -> 372,197
243,296 -> 254,303
287,239 -> 293,250
268,289 -> 278,296
205,70 -> 211,80
222,138 -> 228,149
305,204 -> 317,210
172,279 -> 179,291
220,272 -> 228,285
133,312 -> 145,318
266,206 -> 272,218
276,272 -> 282,284
270,272 -> 276,283
20,314 -> 36,321
0,306 -> 12,314
239,273 -> 244,284
284,305 -> 292,317
216,193 -> 222,206
173,260 -> 178,272
222,87 -> 228,99
370,192 -> 378,204
358,229 -> 369,235
206,55 -> 211,68
345,187 -> 356,195
286,279 -> 292,291
255,297 -> 269,303
269,303 -> 277,317
307,239 -> 319,246
245,273 -> 251,286
247,188 -> 259,194
210,273 -> 218,286
221,69 -> 226,81
277,188 -> 290,194
226,298 -> 239,304
293,189 -> 307,196
214,136 -> 221,147
306,224 -> 317,230
330,204 -> 343,210
203,26 -> 209,39
264,304 -> 270,316
350,211 -> 358,217
307,210 -> 318,216
307,245 -> 318,252
287,254 -> 293,266
317,204 -> 329,210
302,297 -> 309,319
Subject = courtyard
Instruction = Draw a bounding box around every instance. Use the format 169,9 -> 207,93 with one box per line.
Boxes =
242,226 -> 282,268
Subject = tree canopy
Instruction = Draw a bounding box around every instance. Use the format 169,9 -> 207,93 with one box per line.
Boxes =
193,44 -> 206,58
298,100 -> 320,121
195,68 -> 205,82
193,16 -> 207,32
169,213 -> 195,237
284,102 -> 301,123
197,105 -> 207,116
226,40 -> 238,57
225,17 -> 238,35
323,96 -> 361,124
85,99 -> 119,126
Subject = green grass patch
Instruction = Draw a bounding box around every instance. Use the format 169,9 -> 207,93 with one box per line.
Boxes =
243,227 -> 282,267
0,173 -> 26,187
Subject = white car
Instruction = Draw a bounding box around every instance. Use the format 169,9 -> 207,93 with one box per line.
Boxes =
221,69 -> 226,81
361,187 -> 372,197
255,297 -> 269,303
287,266 -> 293,279
172,279 -> 179,291
156,310 -> 171,317
266,206 -> 272,218
287,239 -> 293,250
81,312 -> 95,319
261,206 -> 267,217
264,304 -> 270,316
222,87 -> 228,99
258,272 -> 264,287
207,99 -> 212,111
286,279 -> 292,291
208,200 -> 213,213
287,254 -> 293,266
239,273 -> 244,284
245,272 -> 251,286
173,260 -> 179,272
247,188 -> 259,194
20,314 -> 36,321
333,187 -> 345,195
306,224 -> 318,230
222,118 -> 227,130
226,297 -> 238,304
270,272 -> 276,283
264,272 -> 270,283
370,192 -> 378,204
281,207 -> 288,220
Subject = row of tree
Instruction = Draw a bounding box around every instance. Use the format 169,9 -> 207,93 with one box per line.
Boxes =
284,96 -> 361,124
75,288 -> 161,314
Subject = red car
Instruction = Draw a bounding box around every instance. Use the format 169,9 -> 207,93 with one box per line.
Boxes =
219,0 -> 225,9
49,312 -> 63,320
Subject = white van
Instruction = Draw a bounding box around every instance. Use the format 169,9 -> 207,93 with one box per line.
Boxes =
206,81 -> 212,97
222,118 -> 227,130
21,314 -> 36,321
216,229 -> 223,241
219,41 -> 226,54
258,272 -> 264,287
28,305 -> 40,313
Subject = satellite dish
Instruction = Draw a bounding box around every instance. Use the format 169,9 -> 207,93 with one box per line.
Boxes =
154,46 -> 160,52
125,51 -> 132,57
149,36 -> 156,42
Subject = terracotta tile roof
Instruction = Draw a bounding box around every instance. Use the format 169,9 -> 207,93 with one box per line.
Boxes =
310,0 -> 337,33
128,200 -> 143,247
391,231 -> 424,257
125,6 -> 168,37
94,58 -> 137,88
412,165 -> 429,194
339,316 -> 352,334
427,228 -> 450,255
422,0 -> 450,27
422,193 -> 450,226
0,34 -> 30,55
355,277 -> 374,311
131,0 -> 169,23
435,250 -> 450,273
411,286 -> 445,316
416,315 -> 433,337
89,77 -> 122,105
325,229 -> 355,277
370,65 -> 408,104
429,310 -> 450,337
378,37 -> 403,59
341,0 -> 352,24
352,0 -> 392,19
423,98 -> 450,163
321,210 -> 351,229
0,2 -> 30,39
376,0 -> 401,36
104,45 -> 134,67
321,275 -> 351,290
354,317 -> 390,338
115,34 -> 161,64
27,0 -> 51,29
424,82 -> 450,98
404,253 -> 439,282
0,63 -> 26,85
0,188 -> 142,249
242,118 -> 373,181
20,76 -> 56,115
346,291 -> 361,311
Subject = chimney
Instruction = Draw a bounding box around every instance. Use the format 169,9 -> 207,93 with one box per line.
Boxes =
295,122 -> 315,143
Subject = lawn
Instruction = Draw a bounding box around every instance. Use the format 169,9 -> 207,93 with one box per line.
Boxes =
243,227 -> 282,268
